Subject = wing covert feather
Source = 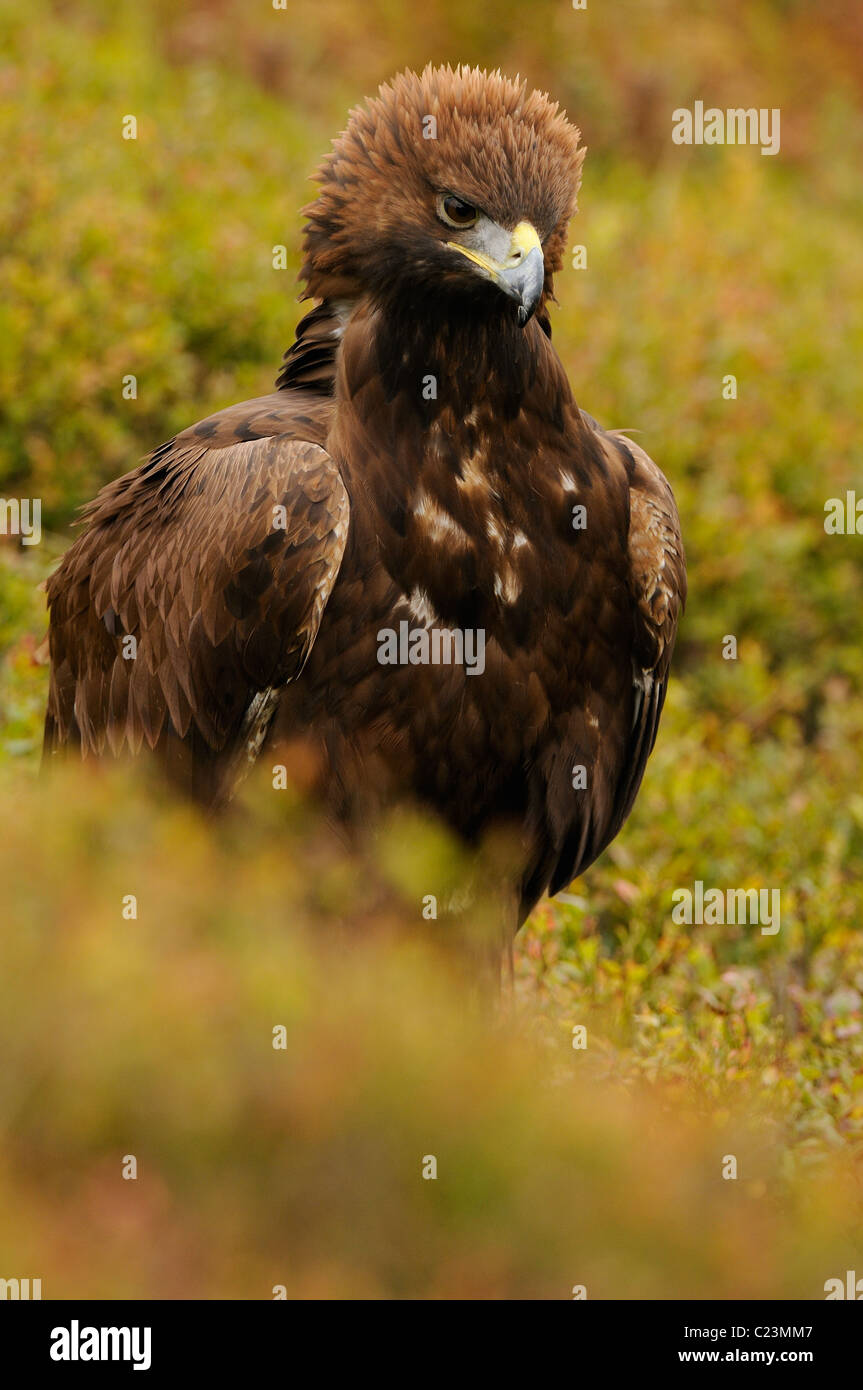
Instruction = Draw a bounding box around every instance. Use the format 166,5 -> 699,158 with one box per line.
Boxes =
45,431 -> 349,762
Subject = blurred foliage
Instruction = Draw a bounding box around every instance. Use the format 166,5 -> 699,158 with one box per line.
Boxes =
1,0 -> 862,1296
0,764 -> 861,1298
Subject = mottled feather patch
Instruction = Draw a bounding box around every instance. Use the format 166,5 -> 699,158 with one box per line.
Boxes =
493,567 -> 521,605
406,588 -> 439,626
412,492 -> 471,546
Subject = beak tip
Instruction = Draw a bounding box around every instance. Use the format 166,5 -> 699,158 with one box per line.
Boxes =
500,243 -> 544,327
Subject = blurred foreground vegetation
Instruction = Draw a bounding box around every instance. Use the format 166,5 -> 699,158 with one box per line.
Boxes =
1,763 -> 861,1299
1,0 -> 862,1296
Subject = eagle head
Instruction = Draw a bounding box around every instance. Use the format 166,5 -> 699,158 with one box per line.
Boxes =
300,64 -> 585,329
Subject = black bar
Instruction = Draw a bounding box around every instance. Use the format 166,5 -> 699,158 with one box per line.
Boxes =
3,1299 -> 857,1375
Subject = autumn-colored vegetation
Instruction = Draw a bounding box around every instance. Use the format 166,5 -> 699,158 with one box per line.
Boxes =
1,0 -> 862,1298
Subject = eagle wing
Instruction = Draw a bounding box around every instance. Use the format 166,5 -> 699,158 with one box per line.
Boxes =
607,430 -> 686,834
544,426 -> 685,903
44,390 -> 347,799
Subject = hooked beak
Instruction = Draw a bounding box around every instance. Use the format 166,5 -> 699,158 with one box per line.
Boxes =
447,221 -> 545,326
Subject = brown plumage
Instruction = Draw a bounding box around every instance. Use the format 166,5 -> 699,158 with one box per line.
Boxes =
44,65 -> 685,932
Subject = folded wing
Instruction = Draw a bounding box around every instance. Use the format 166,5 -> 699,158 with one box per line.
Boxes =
44,396 -> 348,799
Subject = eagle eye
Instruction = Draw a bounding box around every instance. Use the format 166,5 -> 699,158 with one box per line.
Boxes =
438,194 -> 479,229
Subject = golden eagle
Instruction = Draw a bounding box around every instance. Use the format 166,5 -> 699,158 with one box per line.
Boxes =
44,65 -> 685,933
